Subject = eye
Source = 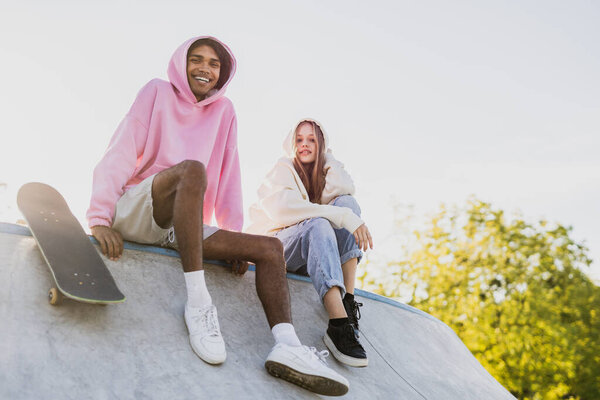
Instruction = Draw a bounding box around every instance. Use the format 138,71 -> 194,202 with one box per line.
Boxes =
210,62 -> 220,68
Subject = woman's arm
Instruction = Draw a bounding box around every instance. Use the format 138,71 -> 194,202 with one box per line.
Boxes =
321,152 -> 356,205
258,160 -> 364,233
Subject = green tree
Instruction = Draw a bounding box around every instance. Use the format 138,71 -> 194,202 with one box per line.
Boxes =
359,199 -> 600,400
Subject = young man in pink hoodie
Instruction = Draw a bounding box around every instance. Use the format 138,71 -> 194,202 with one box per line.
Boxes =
86,36 -> 348,396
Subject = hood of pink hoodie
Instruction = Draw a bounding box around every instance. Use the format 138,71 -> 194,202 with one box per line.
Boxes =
167,36 -> 237,107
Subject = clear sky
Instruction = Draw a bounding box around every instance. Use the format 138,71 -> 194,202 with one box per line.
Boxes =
1,0 -> 599,281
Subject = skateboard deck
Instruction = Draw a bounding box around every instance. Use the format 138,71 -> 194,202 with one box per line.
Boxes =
17,182 -> 125,305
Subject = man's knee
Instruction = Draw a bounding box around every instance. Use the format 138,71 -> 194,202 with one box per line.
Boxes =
176,160 -> 207,192
257,236 -> 285,265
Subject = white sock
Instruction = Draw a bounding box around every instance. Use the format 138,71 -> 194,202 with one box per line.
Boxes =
271,323 -> 302,347
184,270 -> 212,308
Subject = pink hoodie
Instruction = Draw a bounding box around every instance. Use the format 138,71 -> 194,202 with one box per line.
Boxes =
87,36 -> 242,231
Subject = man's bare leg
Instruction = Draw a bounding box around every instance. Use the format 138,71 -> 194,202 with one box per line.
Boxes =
150,160 -> 291,326
151,160 -> 230,365
148,161 -> 348,393
152,160 -> 206,273
205,231 -> 351,395
203,230 -> 292,328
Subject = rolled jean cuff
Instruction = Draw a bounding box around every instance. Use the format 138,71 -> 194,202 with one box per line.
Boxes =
319,279 -> 346,303
340,249 -> 363,266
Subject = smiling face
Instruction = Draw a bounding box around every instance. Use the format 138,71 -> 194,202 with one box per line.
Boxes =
186,44 -> 221,101
295,122 -> 318,164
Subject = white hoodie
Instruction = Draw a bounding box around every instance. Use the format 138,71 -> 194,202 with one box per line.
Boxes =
246,119 -> 364,236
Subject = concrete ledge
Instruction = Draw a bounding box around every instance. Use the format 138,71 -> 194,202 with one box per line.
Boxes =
0,223 -> 515,399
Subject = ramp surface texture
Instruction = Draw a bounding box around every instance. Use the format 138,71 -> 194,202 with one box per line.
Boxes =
0,223 -> 515,399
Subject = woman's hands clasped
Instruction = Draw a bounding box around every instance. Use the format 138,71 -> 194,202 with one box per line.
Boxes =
353,223 -> 373,251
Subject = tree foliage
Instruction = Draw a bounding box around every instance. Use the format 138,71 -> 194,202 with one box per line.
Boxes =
359,199 -> 600,400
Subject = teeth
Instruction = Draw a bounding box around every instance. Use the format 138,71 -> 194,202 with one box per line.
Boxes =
195,76 -> 209,83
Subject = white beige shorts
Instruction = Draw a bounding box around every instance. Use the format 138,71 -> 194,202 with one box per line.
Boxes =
112,174 -> 219,249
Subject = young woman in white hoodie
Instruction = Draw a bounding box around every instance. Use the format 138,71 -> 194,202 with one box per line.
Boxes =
247,119 -> 373,367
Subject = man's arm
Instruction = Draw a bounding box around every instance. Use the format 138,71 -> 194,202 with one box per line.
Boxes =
87,114 -> 149,228
87,82 -> 157,258
87,114 -> 149,261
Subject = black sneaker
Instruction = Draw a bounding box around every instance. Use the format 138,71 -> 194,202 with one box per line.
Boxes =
343,296 -> 363,331
323,322 -> 368,367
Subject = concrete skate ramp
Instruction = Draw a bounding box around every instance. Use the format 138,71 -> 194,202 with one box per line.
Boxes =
0,222 -> 515,399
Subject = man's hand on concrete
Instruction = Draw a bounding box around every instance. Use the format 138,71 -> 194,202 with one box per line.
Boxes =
91,225 -> 124,261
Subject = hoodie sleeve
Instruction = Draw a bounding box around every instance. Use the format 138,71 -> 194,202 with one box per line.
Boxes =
86,83 -> 156,228
321,152 -> 356,205
257,160 -> 363,233
214,115 -> 243,231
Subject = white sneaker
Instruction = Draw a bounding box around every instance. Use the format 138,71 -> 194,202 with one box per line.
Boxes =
265,343 -> 349,396
184,304 -> 226,364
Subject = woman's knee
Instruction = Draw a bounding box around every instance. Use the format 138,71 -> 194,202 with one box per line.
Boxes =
306,217 -> 336,239
331,195 -> 361,216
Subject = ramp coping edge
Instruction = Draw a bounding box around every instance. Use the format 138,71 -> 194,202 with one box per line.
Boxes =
0,221 -> 441,324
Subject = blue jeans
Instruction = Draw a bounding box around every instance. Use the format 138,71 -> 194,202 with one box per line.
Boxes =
275,195 -> 363,301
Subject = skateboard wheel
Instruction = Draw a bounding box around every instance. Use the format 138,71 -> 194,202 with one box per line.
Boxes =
48,287 -> 62,305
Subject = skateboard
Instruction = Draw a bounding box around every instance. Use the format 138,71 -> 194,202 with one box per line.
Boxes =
17,182 -> 125,305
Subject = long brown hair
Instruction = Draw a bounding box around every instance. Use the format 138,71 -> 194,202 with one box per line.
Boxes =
293,121 -> 327,204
